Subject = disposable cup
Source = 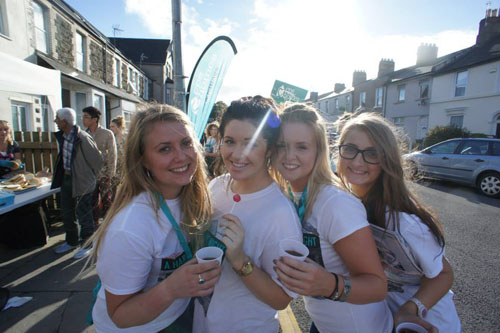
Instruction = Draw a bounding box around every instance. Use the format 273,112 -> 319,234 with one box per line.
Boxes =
195,246 -> 223,265
395,322 -> 428,333
279,239 -> 309,261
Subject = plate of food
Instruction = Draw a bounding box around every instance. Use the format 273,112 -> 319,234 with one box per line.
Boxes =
0,173 -> 42,194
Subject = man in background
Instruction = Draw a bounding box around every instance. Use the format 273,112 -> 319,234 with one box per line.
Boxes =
82,106 -> 117,227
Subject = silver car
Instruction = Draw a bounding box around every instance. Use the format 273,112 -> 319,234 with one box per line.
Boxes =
404,138 -> 500,197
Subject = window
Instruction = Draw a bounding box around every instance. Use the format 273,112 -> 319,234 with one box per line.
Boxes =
492,142 -> 500,156
393,117 -> 404,127
360,92 -> 366,107
397,85 -> 406,102
144,77 -> 149,100
0,0 -> 9,36
33,2 -> 49,53
134,72 -> 139,93
11,102 -> 30,131
40,96 -> 50,132
419,80 -> 430,99
335,99 -> 339,110
93,93 -> 104,112
429,141 -> 460,154
455,70 -> 468,97
128,67 -> 133,90
450,115 -> 463,128
75,32 -> 85,71
346,95 -> 351,109
74,92 -> 86,127
114,59 -> 120,87
459,141 -> 488,155
123,111 -> 132,128
375,87 -> 383,107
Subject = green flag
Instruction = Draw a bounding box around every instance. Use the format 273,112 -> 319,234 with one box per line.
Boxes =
270,80 -> 308,105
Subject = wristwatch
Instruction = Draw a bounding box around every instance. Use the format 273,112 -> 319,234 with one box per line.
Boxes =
409,297 -> 428,318
234,260 -> 254,277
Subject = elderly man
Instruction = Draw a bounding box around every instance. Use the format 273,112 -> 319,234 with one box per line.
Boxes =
52,108 -> 103,259
82,106 -> 117,227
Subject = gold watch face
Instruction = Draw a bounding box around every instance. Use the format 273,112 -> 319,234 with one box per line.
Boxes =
240,261 -> 253,276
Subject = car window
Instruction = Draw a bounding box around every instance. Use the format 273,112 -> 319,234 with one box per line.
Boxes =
429,141 -> 460,154
492,142 -> 500,156
459,141 -> 489,155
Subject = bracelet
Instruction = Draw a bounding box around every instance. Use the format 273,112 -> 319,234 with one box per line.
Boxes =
327,273 -> 339,300
338,276 -> 351,302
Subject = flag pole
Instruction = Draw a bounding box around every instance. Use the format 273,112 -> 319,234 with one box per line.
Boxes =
172,0 -> 186,112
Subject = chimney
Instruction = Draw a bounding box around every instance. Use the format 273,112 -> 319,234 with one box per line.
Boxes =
309,92 -> 319,103
334,83 -> 345,93
476,11 -> 500,45
352,71 -> 366,87
378,59 -> 395,77
416,43 -> 438,65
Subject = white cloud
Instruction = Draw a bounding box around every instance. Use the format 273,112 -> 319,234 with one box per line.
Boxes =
125,0 -> 477,104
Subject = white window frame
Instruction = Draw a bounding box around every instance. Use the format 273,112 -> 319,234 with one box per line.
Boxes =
419,80 -> 430,99
92,90 -> 105,122
455,70 -> 468,97
114,58 -> 120,87
75,31 -> 86,72
375,87 -> 383,107
33,1 -> 49,54
360,92 -> 366,106
134,72 -> 139,93
123,111 -> 132,129
11,101 -> 32,131
0,0 -> 9,37
397,85 -> 406,102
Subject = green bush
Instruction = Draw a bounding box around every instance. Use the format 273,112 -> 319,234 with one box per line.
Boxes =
423,126 -> 470,148
470,133 -> 489,138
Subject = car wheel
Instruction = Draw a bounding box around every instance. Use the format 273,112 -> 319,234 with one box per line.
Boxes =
477,172 -> 500,198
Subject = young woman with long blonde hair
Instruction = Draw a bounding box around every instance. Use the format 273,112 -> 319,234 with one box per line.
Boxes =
273,103 -> 392,333
89,105 -> 222,332
336,112 -> 460,332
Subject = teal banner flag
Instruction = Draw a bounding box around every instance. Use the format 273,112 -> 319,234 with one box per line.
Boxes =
187,36 -> 237,139
270,80 -> 308,105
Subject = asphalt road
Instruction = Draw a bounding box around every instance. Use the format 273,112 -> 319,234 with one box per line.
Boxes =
289,180 -> 500,333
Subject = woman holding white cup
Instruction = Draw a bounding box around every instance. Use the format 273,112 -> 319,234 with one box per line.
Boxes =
273,104 -> 392,333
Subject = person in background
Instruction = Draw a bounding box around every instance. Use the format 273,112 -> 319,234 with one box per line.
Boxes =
273,103 -> 392,333
0,120 -> 22,178
193,96 -> 302,333
82,106 -> 117,226
203,122 -> 220,178
88,104 -> 221,332
336,112 -> 461,332
52,108 -> 103,259
110,116 -> 126,191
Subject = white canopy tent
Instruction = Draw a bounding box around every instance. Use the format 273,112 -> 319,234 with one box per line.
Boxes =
0,51 -> 61,112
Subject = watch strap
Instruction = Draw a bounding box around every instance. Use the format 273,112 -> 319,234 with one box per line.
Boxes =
409,297 -> 428,318
234,260 -> 253,277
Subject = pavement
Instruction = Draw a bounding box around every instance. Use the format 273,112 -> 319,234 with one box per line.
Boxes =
0,224 -> 96,333
0,222 -> 302,333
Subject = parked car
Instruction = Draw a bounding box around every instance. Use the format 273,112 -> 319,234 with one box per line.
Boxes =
403,138 -> 500,197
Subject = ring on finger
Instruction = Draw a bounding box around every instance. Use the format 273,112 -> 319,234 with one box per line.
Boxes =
198,274 -> 205,285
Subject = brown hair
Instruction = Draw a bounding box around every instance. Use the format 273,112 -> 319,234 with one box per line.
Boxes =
88,104 -> 212,260
0,120 -> 13,145
111,116 -> 125,130
337,112 -> 445,248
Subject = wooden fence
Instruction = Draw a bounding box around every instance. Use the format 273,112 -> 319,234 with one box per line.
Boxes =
14,131 -> 59,210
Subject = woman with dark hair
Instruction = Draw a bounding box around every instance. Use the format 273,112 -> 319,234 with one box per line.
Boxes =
193,96 -> 302,332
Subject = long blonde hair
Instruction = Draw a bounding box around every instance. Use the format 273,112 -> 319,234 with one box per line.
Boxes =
273,103 -> 341,219
337,112 -> 445,247
88,104 -> 212,260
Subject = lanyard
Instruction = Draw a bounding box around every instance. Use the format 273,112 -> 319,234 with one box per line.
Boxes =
288,184 -> 308,223
157,193 -> 193,260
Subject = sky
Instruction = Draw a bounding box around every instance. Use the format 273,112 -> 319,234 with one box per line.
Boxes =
64,0 -> 496,104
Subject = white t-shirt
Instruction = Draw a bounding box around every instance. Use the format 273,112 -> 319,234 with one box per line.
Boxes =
383,212 -> 461,333
93,192 -> 190,332
193,175 -> 302,333
302,185 -> 393,333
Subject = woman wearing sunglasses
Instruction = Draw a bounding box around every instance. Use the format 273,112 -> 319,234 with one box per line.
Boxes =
336,112 -> 460,333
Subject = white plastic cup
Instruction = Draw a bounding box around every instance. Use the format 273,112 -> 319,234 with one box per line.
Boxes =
395,322 -> 428,333
279,239 -> 309,261
195,246 -> 223,265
